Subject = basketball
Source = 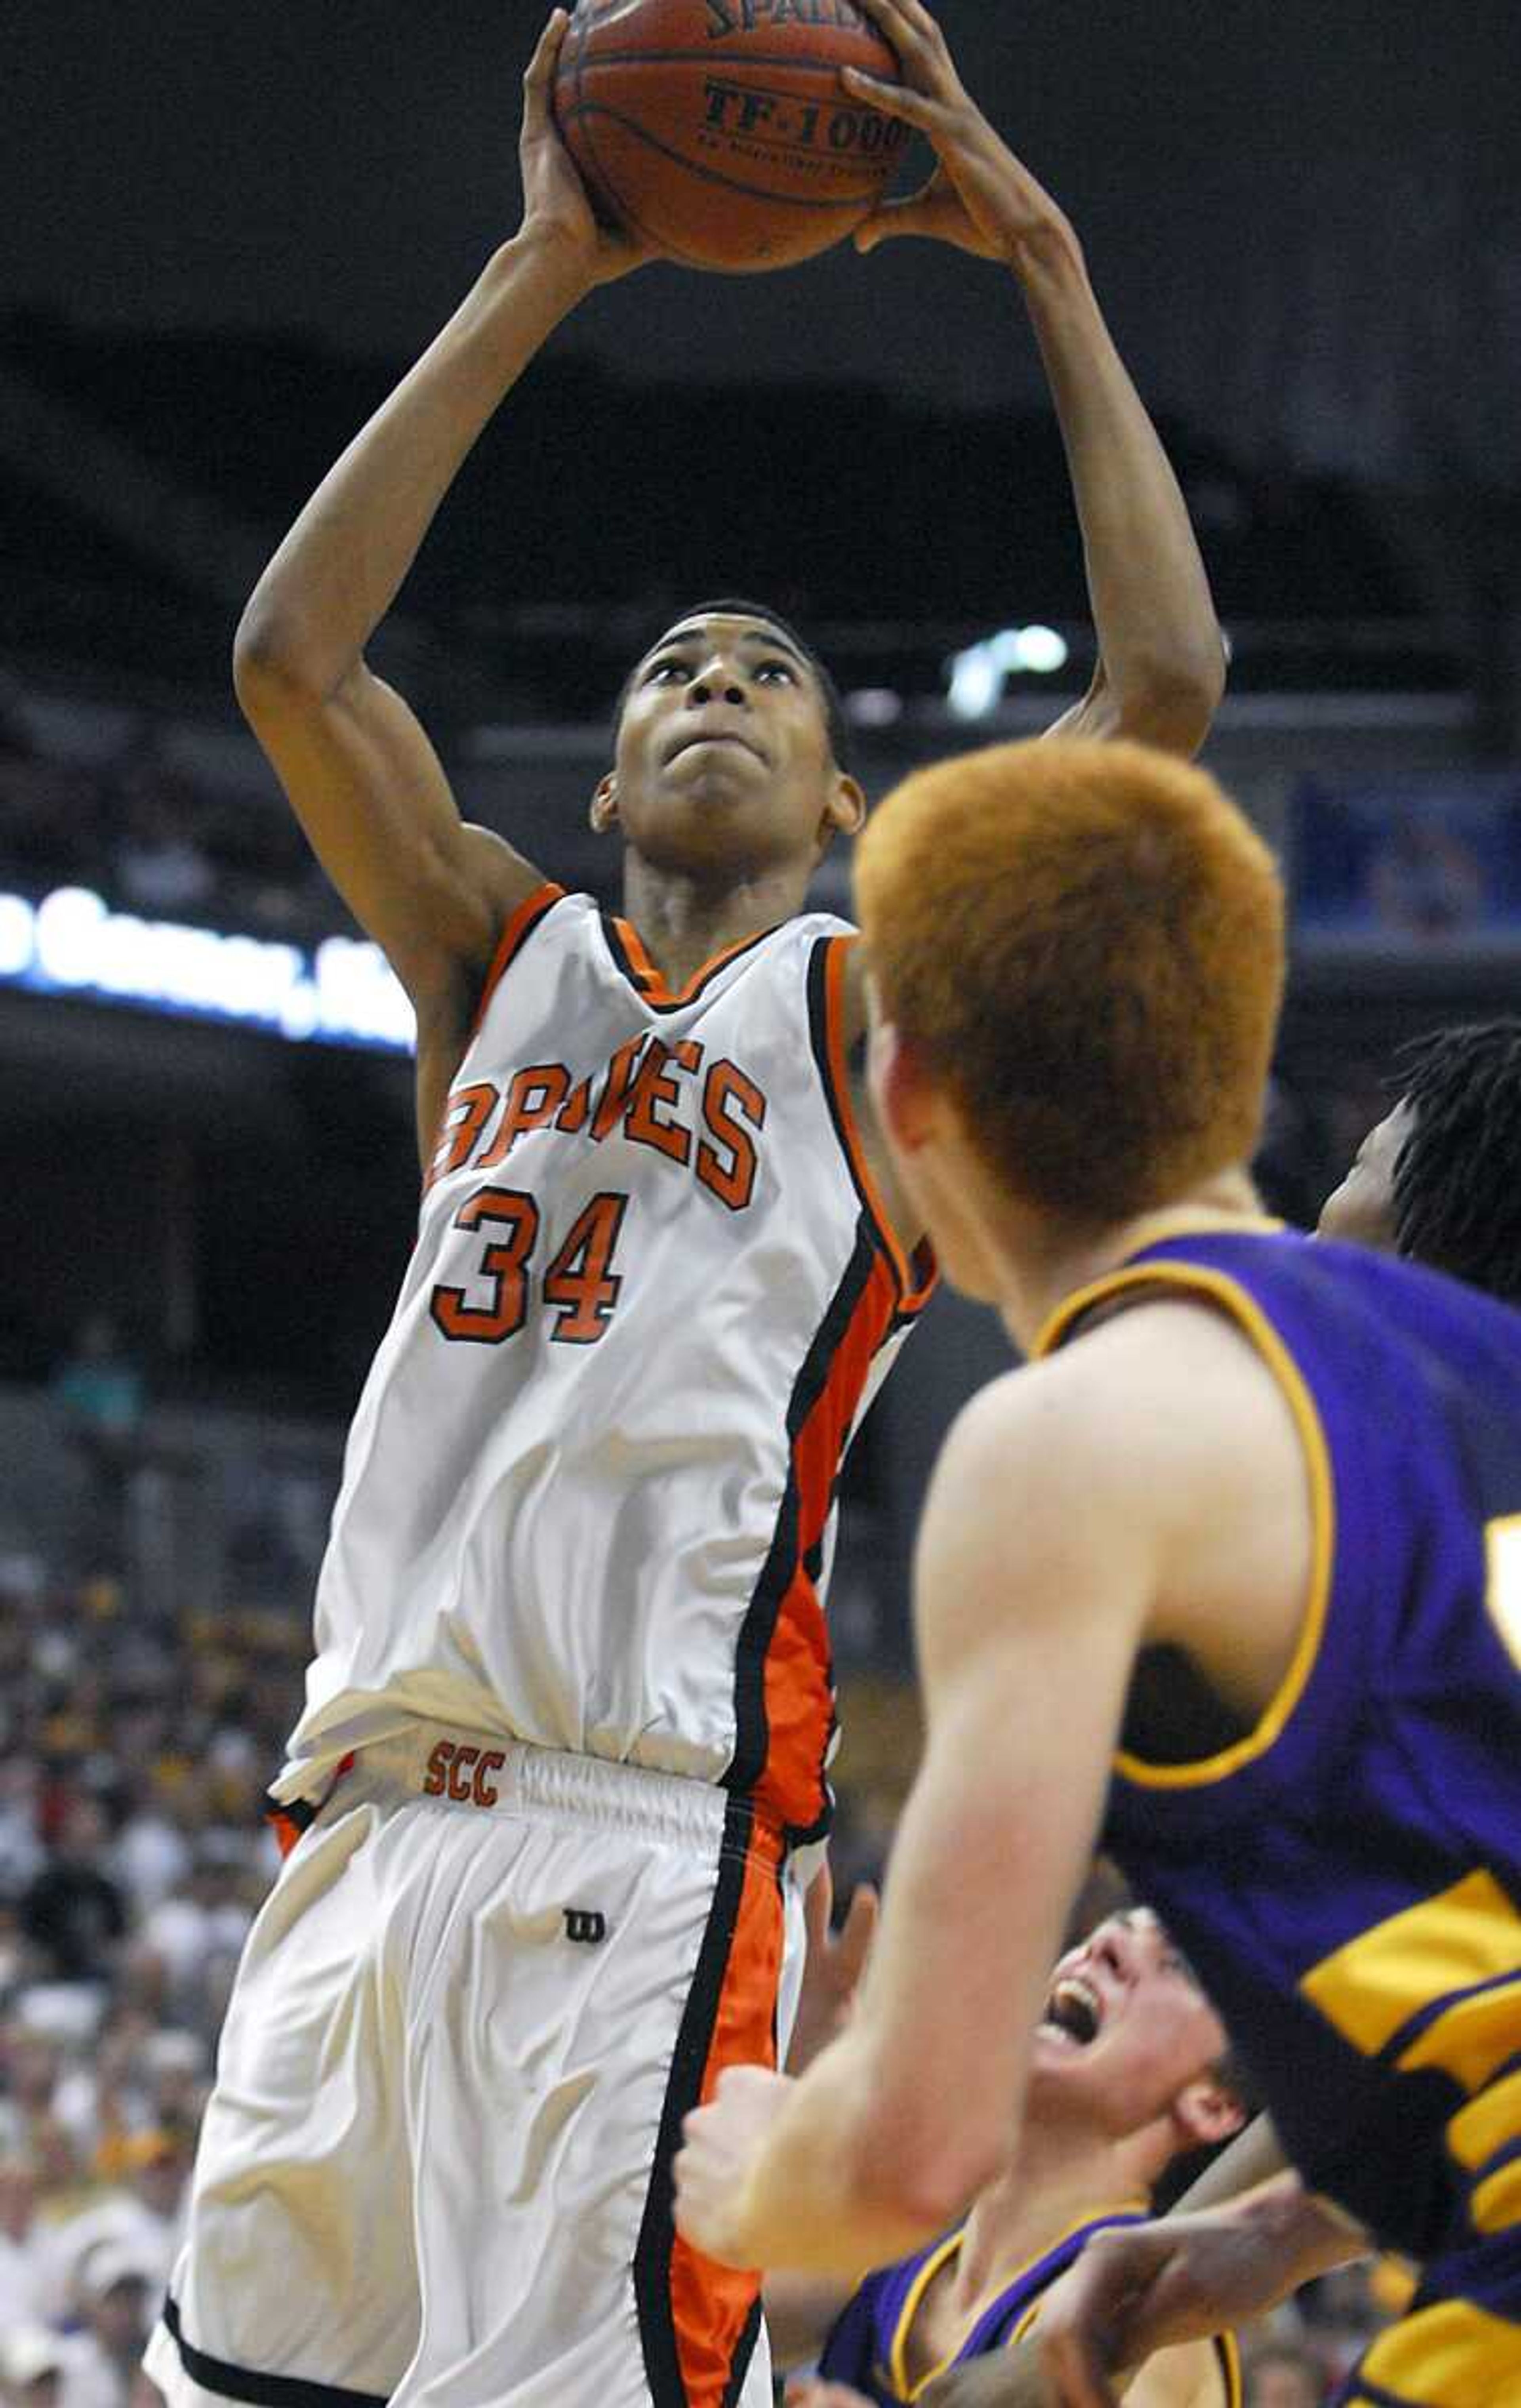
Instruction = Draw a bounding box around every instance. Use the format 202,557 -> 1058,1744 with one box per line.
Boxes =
552,0 -> 909,273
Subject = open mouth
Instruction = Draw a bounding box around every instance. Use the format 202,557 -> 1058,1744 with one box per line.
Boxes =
1039,1975 -> 1103,2048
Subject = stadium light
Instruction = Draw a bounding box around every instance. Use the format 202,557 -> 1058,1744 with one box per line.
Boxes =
0,885 -> 414,1053
946,625 -> 1070,719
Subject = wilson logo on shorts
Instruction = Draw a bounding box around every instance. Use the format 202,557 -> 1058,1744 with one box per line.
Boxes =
564,1908 -> 607,1944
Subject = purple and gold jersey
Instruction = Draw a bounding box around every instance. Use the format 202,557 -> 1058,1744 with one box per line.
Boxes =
816,2210 -> 1239,2404
1038,1228 -> 1521,2407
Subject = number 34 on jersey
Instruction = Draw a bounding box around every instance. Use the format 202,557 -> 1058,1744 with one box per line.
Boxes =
424,1030 -> 771,1350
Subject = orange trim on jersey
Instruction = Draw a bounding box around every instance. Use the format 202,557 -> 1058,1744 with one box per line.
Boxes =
263,1755 -> 355,1859
469,881 -> 566,1041
823,935 -> 935,1312
757,1248 -> 901,1830
609,913 -> 780,1009
667,1822 -> 787,2407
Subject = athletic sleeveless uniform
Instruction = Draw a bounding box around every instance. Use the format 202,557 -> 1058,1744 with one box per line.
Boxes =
815,2210 -> 1240,2404
148,889 -> 933,2408
1037,1229 -> 1521,2408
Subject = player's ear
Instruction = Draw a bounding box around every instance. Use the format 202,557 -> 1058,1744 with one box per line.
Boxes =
816,771 -> 867,857
871,1016 -> 937,1156
590,772 -> 620,835
1170,2075 -> 1248,2155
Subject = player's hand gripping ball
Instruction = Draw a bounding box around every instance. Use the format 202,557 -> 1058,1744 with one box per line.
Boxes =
552,0 -> 907,271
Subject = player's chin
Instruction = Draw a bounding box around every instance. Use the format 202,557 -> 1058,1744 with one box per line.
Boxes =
659,750 -> 771,807
1029,2025 -> 1102,2088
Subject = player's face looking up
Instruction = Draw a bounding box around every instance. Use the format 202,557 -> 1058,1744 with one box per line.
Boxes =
1316,1098 -> 1413,1251
1029,1907 -> 1237,2137
595,612 -> 865,883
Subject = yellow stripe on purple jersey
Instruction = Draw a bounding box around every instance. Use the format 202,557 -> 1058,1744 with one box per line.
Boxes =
816,2210 -> 1239,2404
1037,1228 -> 1521,2408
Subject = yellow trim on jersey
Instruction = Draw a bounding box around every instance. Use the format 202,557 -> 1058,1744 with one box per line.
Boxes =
1217,2328 -> 1244,2408
1485,1514 -> 1521,1672
1472,2154 -> 1521,2236
1360,2296 -> 1521,2403
1033,1257 -> 1334,1790
1004,2249 -> 1240,2408
888,2230 -> 962,2401
1399,1975 -> 1521,2095
890,2206 -> 1149,2402
1299,1869 -> 1521,2059
1448,2066 -> 1521,2171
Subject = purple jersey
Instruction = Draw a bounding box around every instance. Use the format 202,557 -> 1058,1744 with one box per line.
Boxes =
1038,1226 -> 1521,2404
817,2210 -> 1239,2403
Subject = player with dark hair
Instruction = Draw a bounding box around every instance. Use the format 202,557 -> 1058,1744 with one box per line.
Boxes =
674,737 -> 1521,2408
145,1 -> 1225,2401
1320,1017 -> 1521,1303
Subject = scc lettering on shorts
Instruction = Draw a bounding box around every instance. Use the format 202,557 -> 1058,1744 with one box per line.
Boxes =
421,1738 -> 508,1807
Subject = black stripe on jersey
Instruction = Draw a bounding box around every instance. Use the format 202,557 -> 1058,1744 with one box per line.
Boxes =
597,914 -> 779,1013
787,1693 -> 841,1853
633,1795 -> 762,2408
806,933 -> 906,1298
159,2298 -> 386,2408
724,1224 -> 879,1807
599,912 -> 658,995
722,2297 -> 764,2408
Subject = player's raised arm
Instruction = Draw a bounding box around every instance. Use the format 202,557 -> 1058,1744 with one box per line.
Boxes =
233,11 -> 658,1016
843,0 -> 1225,755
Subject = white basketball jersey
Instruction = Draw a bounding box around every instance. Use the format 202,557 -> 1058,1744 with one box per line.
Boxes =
273,887 -> 934,1836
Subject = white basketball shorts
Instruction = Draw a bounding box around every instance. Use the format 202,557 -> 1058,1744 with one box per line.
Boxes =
145,1726 -> 804,2408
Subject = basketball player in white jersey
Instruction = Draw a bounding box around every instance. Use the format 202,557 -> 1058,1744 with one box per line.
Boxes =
144,5 -> 1224,2406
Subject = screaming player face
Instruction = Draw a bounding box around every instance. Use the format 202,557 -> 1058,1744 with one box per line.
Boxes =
1316,1098 -> 1414,1252
595,612 -> 864,885
1028,1907 -> 1233,2138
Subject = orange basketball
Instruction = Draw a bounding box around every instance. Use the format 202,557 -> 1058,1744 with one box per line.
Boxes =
552,0 -> 908,273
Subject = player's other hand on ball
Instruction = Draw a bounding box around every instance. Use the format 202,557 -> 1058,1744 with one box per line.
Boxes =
840,0 -> 1080,280
517,10 -> 660,288
673,2063 -> 795,2267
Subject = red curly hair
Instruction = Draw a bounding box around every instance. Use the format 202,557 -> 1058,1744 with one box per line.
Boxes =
854,738 -> 1285,1223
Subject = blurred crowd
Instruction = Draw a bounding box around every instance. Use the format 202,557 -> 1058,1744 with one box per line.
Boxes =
0,672 -> 332,944
0,1546 -> 304,2404
0,1520 -> 1403,2408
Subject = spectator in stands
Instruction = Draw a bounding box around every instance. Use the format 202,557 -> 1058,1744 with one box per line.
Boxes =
61,2240 -> 156,2408
133,1838 -> 252,2024
48,1317 -> 146,1582
0,2326 -> 68,2408
0,2021 -> 76,2174
44,2127 -> 187,2322
0,2151 -> 51,2327
17,1797 -> 128,1989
